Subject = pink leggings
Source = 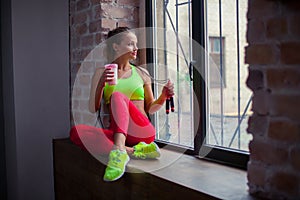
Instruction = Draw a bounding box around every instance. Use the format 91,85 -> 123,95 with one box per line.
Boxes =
70,92 -> 156,155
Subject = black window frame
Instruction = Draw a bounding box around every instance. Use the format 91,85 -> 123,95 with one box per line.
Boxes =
146,0 -> 249,170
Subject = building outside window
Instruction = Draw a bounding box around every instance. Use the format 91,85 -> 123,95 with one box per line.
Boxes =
148,0 -> 251,168
208,36 -> 225,88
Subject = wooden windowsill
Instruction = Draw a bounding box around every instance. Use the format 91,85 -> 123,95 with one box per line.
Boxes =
53,139 -> 257,199
126,148 -> 256,200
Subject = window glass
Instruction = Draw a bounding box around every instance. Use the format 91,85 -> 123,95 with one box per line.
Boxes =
152,0 -> 194,147
151,0 -> 251,159
206,0 -> 251,152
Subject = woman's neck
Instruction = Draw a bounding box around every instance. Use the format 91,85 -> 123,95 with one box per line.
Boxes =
113,59 -> 131,71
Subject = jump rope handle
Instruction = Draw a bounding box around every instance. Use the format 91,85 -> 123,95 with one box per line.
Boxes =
170,96 -> 175,112
166,98 -> 170,114
166,96 -> 175,114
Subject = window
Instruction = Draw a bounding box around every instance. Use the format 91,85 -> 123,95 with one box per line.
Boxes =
147,0 -> 194,148
209,36 -> 225,88
147,0 -> 251,168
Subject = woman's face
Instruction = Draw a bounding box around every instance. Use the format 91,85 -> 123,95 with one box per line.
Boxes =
113,32 -> 138,60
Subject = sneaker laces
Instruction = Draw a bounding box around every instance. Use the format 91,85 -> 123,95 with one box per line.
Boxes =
133,151 -> 147,159
108,150 -> 123,168
134,143 -> 158,159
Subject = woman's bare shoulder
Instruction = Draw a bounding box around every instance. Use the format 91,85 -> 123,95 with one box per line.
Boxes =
135,66 -> 151,84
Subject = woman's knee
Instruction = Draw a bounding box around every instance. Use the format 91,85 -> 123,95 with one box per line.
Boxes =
110,92 -> 128,103
70,124 -> 94,141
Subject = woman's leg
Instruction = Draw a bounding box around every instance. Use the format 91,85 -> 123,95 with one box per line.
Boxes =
70,124 -> 114,155
70,92 -> 156,156
109,92 -> 156,147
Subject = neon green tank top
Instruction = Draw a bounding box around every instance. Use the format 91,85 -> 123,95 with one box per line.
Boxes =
103,65 -> 144,104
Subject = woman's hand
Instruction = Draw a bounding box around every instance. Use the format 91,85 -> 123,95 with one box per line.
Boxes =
161,80 -> 175,100
146,79 -> 174,115
89,66 -> 115,113
99,66 -> 115,87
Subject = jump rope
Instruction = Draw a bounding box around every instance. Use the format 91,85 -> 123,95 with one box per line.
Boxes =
135,65 -> 175,115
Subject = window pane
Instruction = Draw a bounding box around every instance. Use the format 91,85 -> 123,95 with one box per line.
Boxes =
151,0 -> 251,155
152,0 -> 194,147
206,0 -> 251,152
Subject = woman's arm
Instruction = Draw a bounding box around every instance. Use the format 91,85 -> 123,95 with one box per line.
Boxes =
144,80 -> 174,115
136,66 -> 174,114
89,67 -> 113,113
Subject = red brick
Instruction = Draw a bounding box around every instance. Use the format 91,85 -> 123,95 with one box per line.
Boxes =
247,0 -> 280,20
72,111 -> 82,123
117,20 -> 138,29
76,24 -> 88,35
70,0 -> 76,13
270,171 -> 299,196
80,112 -> 96,125
288,14 -> 300,38
246,19 -> 265,44
89,20 -> 102,33
72,50 -> 81,62
93,4 -> 102,20
91,0 -> 99,5
74,12 -> 87,24
79,75 -> 91,87
245,44 -> 278,65
101,18 -> 116,30
266,68 -> 300,91
71,99 -> 80,110
79,99 -> 90,110
92,46 -> 106,60
268,120 -> 300,143
290,146 -> 300,171
133,7 -> 139,21
81,35 -> 94,48
266,17 -> 287,39
247,162 -> 266,187
246,68 -> 264,91
280,42 -> 300,64
72,86 -> 83,98
247,114 -> 268,136
71,37 -> 81,48
92,0 -> 112,5
282,1 -> 300,13
249,139 -> 288,165
270,94 -> 300,121
101,5 -> 131,19
101,0 -> 113,2
70,63 -> 81,76
78,49 -> 92,61
95,32 -> 105,44
251,89 -> 270,115
76,0 -> 90,11
81,61 -> 96,73
118,0 -> 139,7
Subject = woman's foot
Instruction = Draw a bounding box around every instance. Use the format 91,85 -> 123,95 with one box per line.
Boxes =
132,142 -> 161,159
103,149 -> 130,181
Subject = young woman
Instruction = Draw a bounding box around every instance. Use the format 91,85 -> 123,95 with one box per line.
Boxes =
70,27 -> 174,181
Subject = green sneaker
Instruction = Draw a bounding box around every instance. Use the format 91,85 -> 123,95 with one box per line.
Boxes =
103,149 -> 130,182
132,142 -> 161,159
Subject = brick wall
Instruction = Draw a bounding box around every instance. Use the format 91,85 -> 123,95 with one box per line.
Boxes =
69,0 -> 140,126
246,0 -> 300,199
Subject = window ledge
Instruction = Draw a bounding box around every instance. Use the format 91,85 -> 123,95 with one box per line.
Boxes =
53,139 -> 257,200
127,148 -> 255,200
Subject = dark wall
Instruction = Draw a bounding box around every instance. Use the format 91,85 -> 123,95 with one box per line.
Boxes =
1,0 -> 70,199
0,1 -> 7,198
